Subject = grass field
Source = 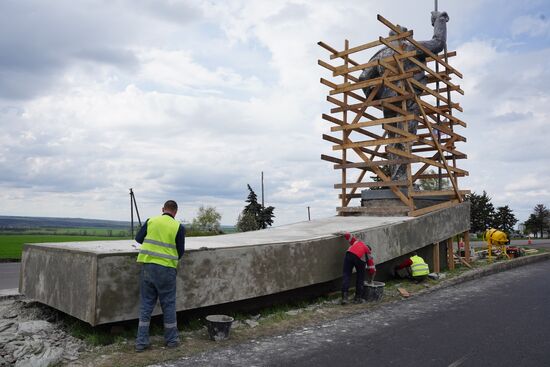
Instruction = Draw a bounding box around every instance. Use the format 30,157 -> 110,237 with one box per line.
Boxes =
0,234 -> 130,260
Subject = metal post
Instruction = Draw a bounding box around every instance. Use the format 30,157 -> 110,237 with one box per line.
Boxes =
130,188 -> 134,237
307,206 -> 311,221
132,192 -> 142,226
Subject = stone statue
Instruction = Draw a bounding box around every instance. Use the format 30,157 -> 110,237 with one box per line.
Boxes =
359,11 -> 450,181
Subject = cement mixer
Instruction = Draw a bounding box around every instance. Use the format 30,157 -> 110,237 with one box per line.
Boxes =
484,228 -> 510,261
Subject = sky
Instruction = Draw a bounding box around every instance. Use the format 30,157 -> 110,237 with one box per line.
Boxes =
1,0 -> 549,226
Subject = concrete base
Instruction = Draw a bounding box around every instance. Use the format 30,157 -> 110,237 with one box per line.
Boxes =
20,202 -> 470,325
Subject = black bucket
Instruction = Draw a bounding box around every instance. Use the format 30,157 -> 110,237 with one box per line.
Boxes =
206,315 -> 234,341
364,281 -> 385,302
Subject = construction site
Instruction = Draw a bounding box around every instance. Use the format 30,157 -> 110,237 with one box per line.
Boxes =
2,4 -> 549,367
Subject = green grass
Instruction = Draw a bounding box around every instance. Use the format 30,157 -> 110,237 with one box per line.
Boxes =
0,234 -> 130,260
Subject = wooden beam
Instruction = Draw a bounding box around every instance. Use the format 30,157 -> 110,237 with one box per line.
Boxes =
447,238 -> 455,270
408,200 -> 460,217
331,114 -> 415,132
334,180 -> 408,189
333,50 -> 417,77
329,72 -> 414,96
410,190 -> 470,197
464,231 -> 471,263
334,135 -> 416,150
432,243 -> 440,273
335,158 -> 414,170
330,30 -> 414,60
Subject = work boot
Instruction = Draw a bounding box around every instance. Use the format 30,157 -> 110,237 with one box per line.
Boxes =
352,297 -> 366,304
341,291 -> 349,305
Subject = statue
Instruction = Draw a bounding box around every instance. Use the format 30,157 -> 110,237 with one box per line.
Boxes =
359,11 -> 450,181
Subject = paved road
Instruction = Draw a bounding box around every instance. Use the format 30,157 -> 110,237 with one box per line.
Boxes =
156,260 -> 550,367
0,262 -> 20,290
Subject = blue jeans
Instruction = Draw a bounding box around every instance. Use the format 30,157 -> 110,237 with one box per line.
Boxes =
136,263 -> 179,347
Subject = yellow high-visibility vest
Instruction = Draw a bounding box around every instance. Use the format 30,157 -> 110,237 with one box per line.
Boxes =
137,214 -> 180,268
410,255 -> 429,277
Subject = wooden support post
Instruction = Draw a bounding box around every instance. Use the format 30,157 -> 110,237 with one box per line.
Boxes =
464,231 -> 471,262
432,242 -> 440,273
446,238 -> 455,270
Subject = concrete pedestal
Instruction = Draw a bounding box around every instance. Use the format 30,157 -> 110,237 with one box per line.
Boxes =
20,202 -> 469,325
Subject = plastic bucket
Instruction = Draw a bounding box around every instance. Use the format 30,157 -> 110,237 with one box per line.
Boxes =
206,315 -> 234,341
364,281 -> 385,302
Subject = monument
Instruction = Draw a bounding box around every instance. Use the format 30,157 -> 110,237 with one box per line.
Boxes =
319,12 -> 468,217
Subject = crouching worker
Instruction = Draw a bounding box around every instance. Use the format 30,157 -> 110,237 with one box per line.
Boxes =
394,252 -> 429,282
341,232 -> 376,304
135,200 -> 186,352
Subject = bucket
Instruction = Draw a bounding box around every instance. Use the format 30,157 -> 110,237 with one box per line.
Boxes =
364,281 -> 385,302
205,315 -> 234,341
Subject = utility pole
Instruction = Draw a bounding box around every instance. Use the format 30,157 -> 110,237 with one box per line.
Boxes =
307,206 -> 311,221
261,171 -> 265,208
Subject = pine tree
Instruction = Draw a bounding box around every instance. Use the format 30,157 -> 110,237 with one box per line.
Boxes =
466,191 -> 495,233
492,205 -> 518,234
236,184 -> 275,231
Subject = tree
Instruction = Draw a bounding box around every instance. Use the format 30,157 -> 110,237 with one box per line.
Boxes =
466,191 -> 495,233
418,169 -> 450,191
492,205 -> 518,234
236,184 -> 275,231
191,205 -> 222,234
524,204 -> 550,238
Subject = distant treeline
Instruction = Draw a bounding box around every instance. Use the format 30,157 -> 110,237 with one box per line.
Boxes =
0,215 -> 130,229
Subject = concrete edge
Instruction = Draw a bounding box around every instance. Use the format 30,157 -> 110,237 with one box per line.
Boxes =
0,289 -> 23,301
415,252 -> 550,298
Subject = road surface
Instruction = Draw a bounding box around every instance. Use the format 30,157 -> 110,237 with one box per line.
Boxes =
156,259 -> 550,367
0,262 -> 20,290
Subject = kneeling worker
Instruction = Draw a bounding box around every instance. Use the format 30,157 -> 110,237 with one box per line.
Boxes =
394,252 -> 430,282
341,232 -> 376,304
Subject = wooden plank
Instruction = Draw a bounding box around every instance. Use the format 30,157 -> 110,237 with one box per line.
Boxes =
426,51 -> 456,62
329,72 -> 414,96
318,41 -> 339,54
321,154 -> 350,165
331,114 -> 415,132
409,78 -> 463,112
322,134 -> 342,145
386,147 -> 468,175
447,238 -> 455,270
334,135 -> 416,150
320,78 -> 338,89
322,113 -> 343,125
335,158 -> 414,170
397,288 -> 410,298
409,200 -> 460,217
415,173 -> 466,180
454,254 -> 472,269
318,59 -> 336,72
338,193 -> 362,199
432,243 -> 440,273
333,50 -> 417,77
410,190 -> 470,197
330,30 -> 414,60
334,180 -> 408,189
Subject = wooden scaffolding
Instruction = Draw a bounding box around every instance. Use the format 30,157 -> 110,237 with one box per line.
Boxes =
319,15 -> 469,217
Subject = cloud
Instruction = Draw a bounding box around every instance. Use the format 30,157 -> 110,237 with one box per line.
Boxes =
512,14 -> 550,37
1,0 -> 550,227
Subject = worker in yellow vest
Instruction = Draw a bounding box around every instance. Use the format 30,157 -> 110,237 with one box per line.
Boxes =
135,200 -> 185,352
394,252 -> 430,282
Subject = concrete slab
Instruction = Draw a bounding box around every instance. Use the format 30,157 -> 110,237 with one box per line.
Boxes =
20,202 -> 469,325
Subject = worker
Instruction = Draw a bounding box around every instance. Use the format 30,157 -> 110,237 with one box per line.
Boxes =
341,232 -> 376,304
394,252 -> 430,282
134,200 -> 186,352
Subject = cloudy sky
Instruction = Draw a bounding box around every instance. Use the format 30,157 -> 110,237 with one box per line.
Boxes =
1,0 -> 549,226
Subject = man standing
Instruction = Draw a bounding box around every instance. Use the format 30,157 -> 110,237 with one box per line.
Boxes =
341,232 -> 376,304
135,200 -> 185,352
394,252 -> 429,282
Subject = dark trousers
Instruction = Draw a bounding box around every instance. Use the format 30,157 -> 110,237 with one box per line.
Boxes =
136,263 -> 179,347
342,252 -> 366,298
